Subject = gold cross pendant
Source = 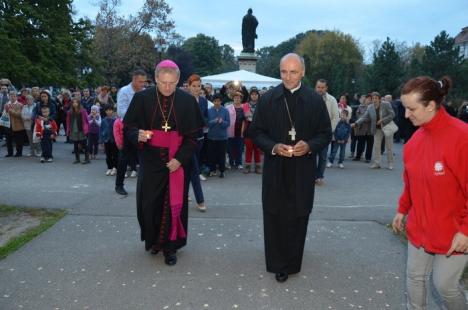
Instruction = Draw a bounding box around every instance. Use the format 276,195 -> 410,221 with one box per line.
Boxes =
162,122 -> 171,132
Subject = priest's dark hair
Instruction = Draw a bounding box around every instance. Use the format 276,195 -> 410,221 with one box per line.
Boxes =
401,76 -> 452,109
132,68 -> 147,77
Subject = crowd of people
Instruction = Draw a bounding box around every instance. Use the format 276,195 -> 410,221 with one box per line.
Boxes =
1,53 -> 468,308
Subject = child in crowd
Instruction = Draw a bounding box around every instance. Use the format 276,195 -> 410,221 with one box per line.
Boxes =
100,105 -> 118,176
34,106 -> 58,163
207,94 -> 230,178
67,97 -> 90,164
88,105 -> 101,159
242,88 -> 262,174
327,110 -> 352,168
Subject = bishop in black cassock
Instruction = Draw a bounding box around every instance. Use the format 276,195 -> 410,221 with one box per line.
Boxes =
250,53 -> 332,282
123,60 -> 204,266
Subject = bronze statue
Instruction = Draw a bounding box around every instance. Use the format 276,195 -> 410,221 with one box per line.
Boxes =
242,8 -> 258,53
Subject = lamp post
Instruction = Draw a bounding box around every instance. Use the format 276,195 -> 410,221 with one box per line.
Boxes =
154,37 -> 167,65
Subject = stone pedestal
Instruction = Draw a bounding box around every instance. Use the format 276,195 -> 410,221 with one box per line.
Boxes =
237,52 -> 259,73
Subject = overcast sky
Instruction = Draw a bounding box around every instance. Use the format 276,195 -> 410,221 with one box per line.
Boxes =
74,0 -> 467,59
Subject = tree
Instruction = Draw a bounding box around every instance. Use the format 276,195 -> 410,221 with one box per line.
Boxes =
422,31 -> 463,78
256,32 -> 310,78
181,34 -> 222,76
166,45 -> 193,84
92,0 -> 175,86
297,30 -> 363,96
421,31 -> 467,102
0,0 -> 101,87
220,44 -> 238,72
366,37 -> 404,96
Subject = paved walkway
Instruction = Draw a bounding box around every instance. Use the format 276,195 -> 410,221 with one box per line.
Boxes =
0,139 -> 441,309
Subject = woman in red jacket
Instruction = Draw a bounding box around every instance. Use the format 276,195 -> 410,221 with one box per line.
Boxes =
392,76 -> 468,309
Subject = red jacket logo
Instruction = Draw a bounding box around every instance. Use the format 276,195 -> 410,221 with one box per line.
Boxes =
434,161 -> 445,176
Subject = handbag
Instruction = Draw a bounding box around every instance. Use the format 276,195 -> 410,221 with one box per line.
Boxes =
382,120 -> 398,136
0,110 -> 10,128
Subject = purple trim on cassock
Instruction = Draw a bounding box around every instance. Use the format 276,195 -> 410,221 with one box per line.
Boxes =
147,130 -> 186,241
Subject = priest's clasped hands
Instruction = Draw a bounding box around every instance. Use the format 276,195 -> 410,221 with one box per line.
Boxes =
274,140 -> 310,157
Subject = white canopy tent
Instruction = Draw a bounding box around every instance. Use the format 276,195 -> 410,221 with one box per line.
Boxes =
201,70 -> 281,89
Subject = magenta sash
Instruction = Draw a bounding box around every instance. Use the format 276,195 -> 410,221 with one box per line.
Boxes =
147,130 -> 186,241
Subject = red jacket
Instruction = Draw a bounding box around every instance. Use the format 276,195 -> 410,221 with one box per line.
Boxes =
34,118 -> 58,138
398,107 -> 468,254
113,118 -> 124,149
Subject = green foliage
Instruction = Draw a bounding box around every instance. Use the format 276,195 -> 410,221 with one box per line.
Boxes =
182,34 -> 222,76
366,37 -> 404,96
256,32 -> 310,78
220,44 -> 238,73
92,0 -> 175,86
0,0 -> 101,87
297,31 -> 363,96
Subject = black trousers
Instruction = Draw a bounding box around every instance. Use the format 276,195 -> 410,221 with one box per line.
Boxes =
115,136 -> 137,187
104,142 -> 118,169
12,129 -> 26,155
355,135 -> 374,160
208,139 -> 227,173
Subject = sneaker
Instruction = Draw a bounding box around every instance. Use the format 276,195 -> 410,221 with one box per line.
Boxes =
225,164 -> 231,170
124,172 -> 129,178
199,174 -> 207,181
237,165 -> 243,170
111,167 -> 117,176
219,172 -> 225,178
106,169 -> 112,176
115,186 -> 128,196
370,163 -> 381,169
243,165 -> 251,174
339,163 -> 344,169
388,165 -> 394,170
196,203 -> 207,212
130,170 -> 138,178
40,157 -> 45,163
209,171 -> 217,177
326,162 -> 332,168
315,178 -> 324,186
47,158 -> 53,162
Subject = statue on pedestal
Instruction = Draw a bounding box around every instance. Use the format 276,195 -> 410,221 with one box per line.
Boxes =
242,8 -> 258,54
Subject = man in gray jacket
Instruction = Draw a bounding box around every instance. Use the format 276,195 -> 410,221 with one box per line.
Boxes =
353,92 -> 395,169
314,79 -> 339,185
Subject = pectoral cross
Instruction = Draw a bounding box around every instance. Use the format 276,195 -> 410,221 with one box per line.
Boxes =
288,127 -> 296,141
162,122 -> 171,132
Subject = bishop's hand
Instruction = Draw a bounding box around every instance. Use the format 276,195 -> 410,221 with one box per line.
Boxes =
292,140 -> 310,157
167,158 -> 181,173
138,129 -> 152,142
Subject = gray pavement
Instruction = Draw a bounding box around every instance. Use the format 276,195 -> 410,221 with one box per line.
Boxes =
0,139 -> 441,309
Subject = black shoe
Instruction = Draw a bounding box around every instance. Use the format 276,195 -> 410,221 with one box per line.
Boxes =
14,153 -> 22,157
82,159 -> 90,164
275,272 -> 288,283
115,186 -> 128,196
219,172 -> 225,178
352,157 -> 360,161
5,154 -> 13,157
164,253 -> 177,266
150,247 -> 159,255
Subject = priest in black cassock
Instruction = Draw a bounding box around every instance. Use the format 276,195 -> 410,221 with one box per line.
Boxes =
250,53 -> 332,282
123,60 -> 204,266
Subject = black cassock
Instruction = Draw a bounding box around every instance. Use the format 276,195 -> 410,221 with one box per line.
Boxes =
123,87 -> 204,252
250,84 -> 331,274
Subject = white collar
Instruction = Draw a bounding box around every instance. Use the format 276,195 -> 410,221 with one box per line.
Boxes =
288,82 -> 302,94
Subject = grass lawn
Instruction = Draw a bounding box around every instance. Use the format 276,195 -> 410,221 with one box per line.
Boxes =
0,204 -> 67,259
